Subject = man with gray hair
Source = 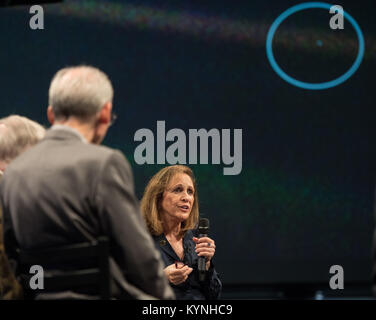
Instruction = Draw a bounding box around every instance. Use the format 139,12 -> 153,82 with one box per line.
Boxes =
0,115 -> 45,299
0,65 -> 174,300
0,115 -> 45,174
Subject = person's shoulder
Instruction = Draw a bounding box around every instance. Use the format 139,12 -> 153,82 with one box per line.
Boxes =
151,232 -> 162,241
79,143 -> 128,165
81,142 -> 117,156
83,146 -> 134,179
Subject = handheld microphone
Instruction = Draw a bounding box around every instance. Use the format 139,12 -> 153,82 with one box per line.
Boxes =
198,218 -> 209,282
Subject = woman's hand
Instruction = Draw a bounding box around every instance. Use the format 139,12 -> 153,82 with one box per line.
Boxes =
193,237 -> 216,270
164,263 -> 193,285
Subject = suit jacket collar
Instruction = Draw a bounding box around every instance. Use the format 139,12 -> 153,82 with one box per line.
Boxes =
154,234 -> 179,262
154,230 -> 194,263
44,126 -> 87,143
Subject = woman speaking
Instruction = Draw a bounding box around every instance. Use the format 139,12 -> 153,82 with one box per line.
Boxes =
141,165 -> 222,300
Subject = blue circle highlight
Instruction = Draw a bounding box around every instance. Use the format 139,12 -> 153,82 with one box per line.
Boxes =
266,2 -> 365,90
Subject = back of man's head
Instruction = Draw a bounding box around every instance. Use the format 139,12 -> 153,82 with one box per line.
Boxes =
0,115 -> 45,172
48,65 -> 114,121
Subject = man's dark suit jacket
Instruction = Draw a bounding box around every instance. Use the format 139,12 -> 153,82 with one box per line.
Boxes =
0,128 -> 174,300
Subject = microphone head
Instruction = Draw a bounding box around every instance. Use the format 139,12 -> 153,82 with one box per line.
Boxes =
198,218 -> 209,234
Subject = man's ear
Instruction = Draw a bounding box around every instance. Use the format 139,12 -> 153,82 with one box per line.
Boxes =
47,106 -> 55,125
98,102 -> 112,125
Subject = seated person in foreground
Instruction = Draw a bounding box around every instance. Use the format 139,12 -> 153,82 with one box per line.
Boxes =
0,66 -> 174,300
0,115 -> 45,299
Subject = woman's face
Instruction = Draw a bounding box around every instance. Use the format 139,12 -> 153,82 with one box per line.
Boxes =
160,173 -> 195,223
